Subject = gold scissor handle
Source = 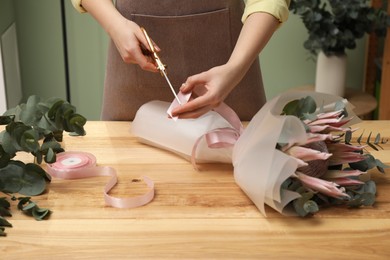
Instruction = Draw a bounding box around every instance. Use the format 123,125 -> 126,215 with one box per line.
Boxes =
140,27 -> 166,74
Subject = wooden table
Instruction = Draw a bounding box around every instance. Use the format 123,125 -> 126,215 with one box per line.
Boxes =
2,121 -> 390,259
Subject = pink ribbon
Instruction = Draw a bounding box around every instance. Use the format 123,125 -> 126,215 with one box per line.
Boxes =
46,152 -> 154,209
191,103 -> 243,169
166,91 -> 243,169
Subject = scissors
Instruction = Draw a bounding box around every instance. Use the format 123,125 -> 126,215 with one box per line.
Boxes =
140,27 -> 182,105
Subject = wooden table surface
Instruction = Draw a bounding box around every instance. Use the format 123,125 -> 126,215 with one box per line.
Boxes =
1,121 -> 390,259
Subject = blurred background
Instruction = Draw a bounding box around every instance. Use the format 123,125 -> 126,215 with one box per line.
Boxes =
0,0 -> 377,120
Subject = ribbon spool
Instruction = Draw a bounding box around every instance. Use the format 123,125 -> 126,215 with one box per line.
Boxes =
46,151 -> 154,209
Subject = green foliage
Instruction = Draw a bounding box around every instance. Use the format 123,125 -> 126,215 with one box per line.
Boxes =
345,130 -> 390,173
290,0 -> 390,55
281,95 -> 389,216
282,179 -> 319,217
346,180 -> 376,207
0,95 -> 86,236
281,95 -> 347,121
281,96 -> 317,120
17,197 -> 51,220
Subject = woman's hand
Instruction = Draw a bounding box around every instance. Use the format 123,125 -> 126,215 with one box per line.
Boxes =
171,63 -> 241,119
108,19 -> 159,72
172,12 -> 279,119
81,0 -> 158,72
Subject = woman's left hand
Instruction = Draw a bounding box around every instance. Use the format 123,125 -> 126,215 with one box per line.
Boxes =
171,64 -> 240,118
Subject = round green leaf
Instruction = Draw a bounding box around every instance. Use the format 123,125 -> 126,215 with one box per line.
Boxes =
18,169 -> 47,196
20,129 -> 39,152
0,216 -> 12,227
1,131 -> 18,155
44,148 -> 56,164
47,100 -> 64,120
303,200 -> 319,214
25,163 -> 51,182
32,207 -> 51,220
0,164 -> 24,193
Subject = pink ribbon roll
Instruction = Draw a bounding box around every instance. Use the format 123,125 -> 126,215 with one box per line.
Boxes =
46,151 -> 154,209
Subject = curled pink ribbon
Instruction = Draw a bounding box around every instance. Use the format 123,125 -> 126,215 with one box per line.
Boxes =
166,91 -> 243,169
46,151 -> 154,208
191,103 -> 243,169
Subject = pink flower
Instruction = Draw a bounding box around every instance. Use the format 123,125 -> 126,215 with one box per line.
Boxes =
283,108 -> 367,198
285,146 -> 332,161
295,172 -> 349,199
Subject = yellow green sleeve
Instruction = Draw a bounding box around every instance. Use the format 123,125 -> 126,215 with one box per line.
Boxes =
242,0 -> 291,23
71,0 -> 86,13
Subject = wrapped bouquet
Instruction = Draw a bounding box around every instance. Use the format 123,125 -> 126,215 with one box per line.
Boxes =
132,91 -> 388,217
234,91 -> 388,216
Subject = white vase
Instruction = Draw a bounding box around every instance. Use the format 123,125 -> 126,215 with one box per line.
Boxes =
315,51 -> 347,97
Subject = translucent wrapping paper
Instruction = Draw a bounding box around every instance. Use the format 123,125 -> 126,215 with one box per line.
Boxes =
233,91 -> 360,216
132,91 -> 361,216
132,100 -> 239,163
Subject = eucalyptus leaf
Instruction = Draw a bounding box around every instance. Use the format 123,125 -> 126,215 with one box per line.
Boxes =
357,131 -> 363,145
364,180 -> 377,195
282,100 -> 300,117
47,100 -> 65,120
17,197 -> 31,210
0,216 -> 12,227
0,164 -> 24,193
360,193 -> 376,206
334,101 -> 347,113
376,159 -> 390,173
0,207 -> 12,217
0,198 -> 10,208
1,131 -> 18,155
32,207 -> 51,221
374,133 -> 381,145
0,147 -> 11,168
17,170 -> 47,196
0,116 -> 14,125
25,163 -> 51,182
303,200 -> 319,214
22,201 -> 37,211
69,114 -> 87,135
44,148 -> 56,164
367,142 -> 379,151
345,130 -> 352,144
20,129 -> 39,153
350,154 -> 377,171
35,150 -> 43,164
40,140 -> 62,154
19,95 -> 41,125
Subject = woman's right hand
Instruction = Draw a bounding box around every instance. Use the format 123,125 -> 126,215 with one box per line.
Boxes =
108,19 -> 159,72
81,0 -> 159,72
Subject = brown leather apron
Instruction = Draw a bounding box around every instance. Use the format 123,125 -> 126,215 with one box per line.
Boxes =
101,0 -> 266,121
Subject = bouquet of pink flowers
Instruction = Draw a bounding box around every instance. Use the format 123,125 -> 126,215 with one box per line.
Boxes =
233,92 -> 388,217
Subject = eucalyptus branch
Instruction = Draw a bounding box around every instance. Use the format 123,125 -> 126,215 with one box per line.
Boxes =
0,95 -> 87,236
289,0 -> 390,56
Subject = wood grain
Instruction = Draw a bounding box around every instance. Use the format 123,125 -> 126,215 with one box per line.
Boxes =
1,121 -> 390,259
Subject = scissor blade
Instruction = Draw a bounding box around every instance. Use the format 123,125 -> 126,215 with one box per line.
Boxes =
161,70 -> 182,105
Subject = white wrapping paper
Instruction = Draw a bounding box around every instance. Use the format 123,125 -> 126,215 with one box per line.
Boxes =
233,91 -> 360,216
132,100 -> 236,163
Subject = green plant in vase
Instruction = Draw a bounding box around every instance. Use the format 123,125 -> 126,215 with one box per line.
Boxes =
289,0 -> 390,97
0,95 -> 87,236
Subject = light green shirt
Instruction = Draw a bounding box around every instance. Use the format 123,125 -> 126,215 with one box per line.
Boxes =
71,0 -> 291,23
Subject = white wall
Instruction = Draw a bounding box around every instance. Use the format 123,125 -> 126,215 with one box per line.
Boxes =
1,23 -> 22,110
